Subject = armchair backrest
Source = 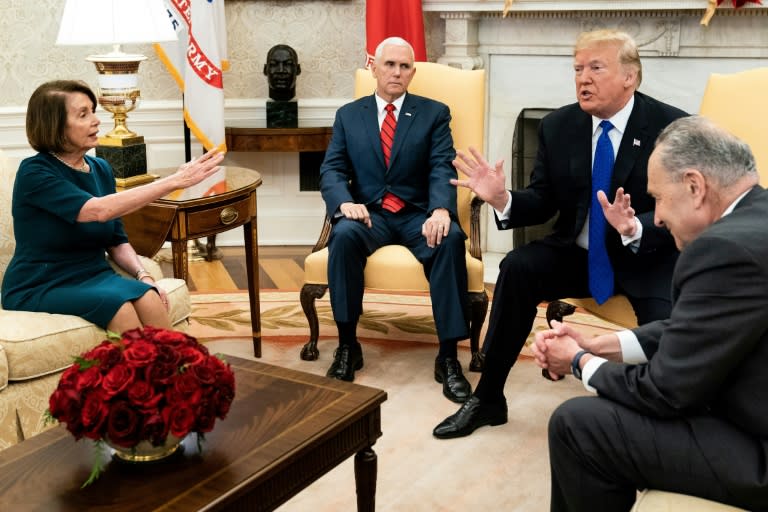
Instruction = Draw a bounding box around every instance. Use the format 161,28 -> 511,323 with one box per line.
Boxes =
698,67 -> 768,186
353,62 -> 486,235
0,149 -> 16,285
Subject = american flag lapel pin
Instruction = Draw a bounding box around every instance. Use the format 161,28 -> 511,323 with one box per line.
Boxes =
633,138 -> 641,147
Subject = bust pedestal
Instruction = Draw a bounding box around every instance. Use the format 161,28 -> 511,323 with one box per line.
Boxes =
266,100 -> 298,128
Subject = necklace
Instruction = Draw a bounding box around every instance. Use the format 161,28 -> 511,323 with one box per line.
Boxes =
50,152 -> 89,173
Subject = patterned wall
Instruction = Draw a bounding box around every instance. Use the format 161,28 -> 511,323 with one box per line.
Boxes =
0,0 -> 444,109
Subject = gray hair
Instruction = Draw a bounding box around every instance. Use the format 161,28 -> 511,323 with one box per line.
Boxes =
374,37 -> 415,62
654,116 -> 757,188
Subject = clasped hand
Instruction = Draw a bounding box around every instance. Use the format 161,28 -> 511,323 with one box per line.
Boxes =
531,320 -> 585,380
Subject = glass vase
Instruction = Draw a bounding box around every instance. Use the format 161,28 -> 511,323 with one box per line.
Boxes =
105,434 -> 184,463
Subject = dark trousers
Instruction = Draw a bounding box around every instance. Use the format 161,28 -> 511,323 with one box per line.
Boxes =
548,396 -> 768,512
474,241 -> 671,403
327,208 -> 469,343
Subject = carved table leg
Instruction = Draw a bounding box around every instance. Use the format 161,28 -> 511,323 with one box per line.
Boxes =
354,447 -> 377,512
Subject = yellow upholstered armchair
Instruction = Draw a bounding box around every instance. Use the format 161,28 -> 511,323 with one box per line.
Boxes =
300,62 -> 488,370
699,67 -> 768,185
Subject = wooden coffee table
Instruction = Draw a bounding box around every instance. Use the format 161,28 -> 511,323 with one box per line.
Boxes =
0,356 -> 387,511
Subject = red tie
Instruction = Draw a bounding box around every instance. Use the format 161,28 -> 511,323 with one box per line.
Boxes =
381,103 -> 405,213
381,103 -> 396,167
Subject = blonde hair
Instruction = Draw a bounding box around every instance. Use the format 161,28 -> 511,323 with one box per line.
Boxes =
574,29 -> 642,88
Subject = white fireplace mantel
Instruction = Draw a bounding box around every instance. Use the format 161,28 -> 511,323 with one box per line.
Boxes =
423,0 -> 768,13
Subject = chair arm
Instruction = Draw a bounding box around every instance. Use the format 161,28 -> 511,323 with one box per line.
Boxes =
469,195 -> 485,261
311,216 -> 333,253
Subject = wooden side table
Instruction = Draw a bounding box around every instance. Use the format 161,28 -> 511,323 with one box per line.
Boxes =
225,126 -> 333,153
121,166 -> 264,357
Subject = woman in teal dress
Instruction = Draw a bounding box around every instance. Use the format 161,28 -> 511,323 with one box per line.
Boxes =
1,80 -> 224,333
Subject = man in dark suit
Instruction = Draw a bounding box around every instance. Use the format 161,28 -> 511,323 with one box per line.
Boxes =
319,37 -> 471,403
532,115 -> 768,511
433,29 -> 688,438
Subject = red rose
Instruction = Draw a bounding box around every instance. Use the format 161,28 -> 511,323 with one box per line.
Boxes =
102,363 -> 136,398
49,388 -> 82,427
57,365 -> 81,390
163,403 -> 196,438
155,343 -> 181,367
145,360 -> 177,385
123,340 -> 158,368
106,400 -> 141,447
75,366 -> 102,392
168,372 -> 203,407
127,379 -> 163,410
151,328 -> 195,347
189,360 -> 216,385
139,410 -> 170,445
178,346 -> 206,366
194,400 -> 217,432
83,342 -> 122,371
81,390 -> 109,439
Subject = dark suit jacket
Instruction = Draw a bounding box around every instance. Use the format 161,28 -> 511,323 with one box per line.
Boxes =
320,92 -> 458,220
500,91 -> 687,299
590,186 -> 768,497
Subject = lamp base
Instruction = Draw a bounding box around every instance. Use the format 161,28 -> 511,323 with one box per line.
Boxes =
96,142 -> 154,188
99,134 -> 145,147
115,174 -> 158,188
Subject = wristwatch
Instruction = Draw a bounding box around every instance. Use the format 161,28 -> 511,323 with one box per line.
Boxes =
571,350 -> 590,381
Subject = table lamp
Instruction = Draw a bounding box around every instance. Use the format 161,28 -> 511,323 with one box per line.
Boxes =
55,0 -> 177,187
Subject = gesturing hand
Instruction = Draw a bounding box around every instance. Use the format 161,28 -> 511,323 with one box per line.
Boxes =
173,148 -> 225,189
451,147 -> 510,212
597,187 -> 638,237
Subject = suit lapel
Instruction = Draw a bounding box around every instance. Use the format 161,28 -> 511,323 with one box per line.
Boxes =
612,93 -> 648,188
389,93 -> 417,169
359,95 -> 387,169
570,112 -> 593,184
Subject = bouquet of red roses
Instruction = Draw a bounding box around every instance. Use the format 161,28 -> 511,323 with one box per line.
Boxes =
46,326 -> 235,486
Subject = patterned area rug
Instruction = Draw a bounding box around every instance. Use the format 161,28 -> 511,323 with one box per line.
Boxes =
189,290 -> 624,357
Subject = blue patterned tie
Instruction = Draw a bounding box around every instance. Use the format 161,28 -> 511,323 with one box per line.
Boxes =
588,120 -> 615,305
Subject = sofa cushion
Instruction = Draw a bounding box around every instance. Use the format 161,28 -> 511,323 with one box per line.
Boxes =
0,277 -> 190,384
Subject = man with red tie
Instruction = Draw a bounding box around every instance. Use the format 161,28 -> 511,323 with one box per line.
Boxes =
319,37 -> 471,402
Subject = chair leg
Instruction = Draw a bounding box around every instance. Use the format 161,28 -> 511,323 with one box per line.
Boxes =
300,283 -> 328,361
468,290 -> 489,372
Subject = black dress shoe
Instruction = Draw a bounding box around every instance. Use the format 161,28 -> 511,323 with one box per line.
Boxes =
433,396 -> 508,439
434,357 -> 472,403
326,343 -> 363,382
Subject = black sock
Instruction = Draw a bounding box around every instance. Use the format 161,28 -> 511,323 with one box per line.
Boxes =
437,337 -> 462,360
337,321 -> 358,346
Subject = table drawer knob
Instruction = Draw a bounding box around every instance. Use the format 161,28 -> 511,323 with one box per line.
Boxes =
220,207 -> 239,225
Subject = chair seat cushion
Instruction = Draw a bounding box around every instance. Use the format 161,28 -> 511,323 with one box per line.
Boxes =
304,245 -> 485,293
0,277 -> 190,386
632,490 -> 747,511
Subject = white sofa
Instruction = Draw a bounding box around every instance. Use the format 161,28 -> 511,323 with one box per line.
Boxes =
0,149 -> 192,449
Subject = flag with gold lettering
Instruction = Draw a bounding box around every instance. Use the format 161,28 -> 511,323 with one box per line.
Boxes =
365,0 -> 427,68
154,0 -> 228,152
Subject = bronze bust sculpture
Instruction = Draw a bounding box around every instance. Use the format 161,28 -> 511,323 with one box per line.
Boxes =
264,44 -> 301,102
